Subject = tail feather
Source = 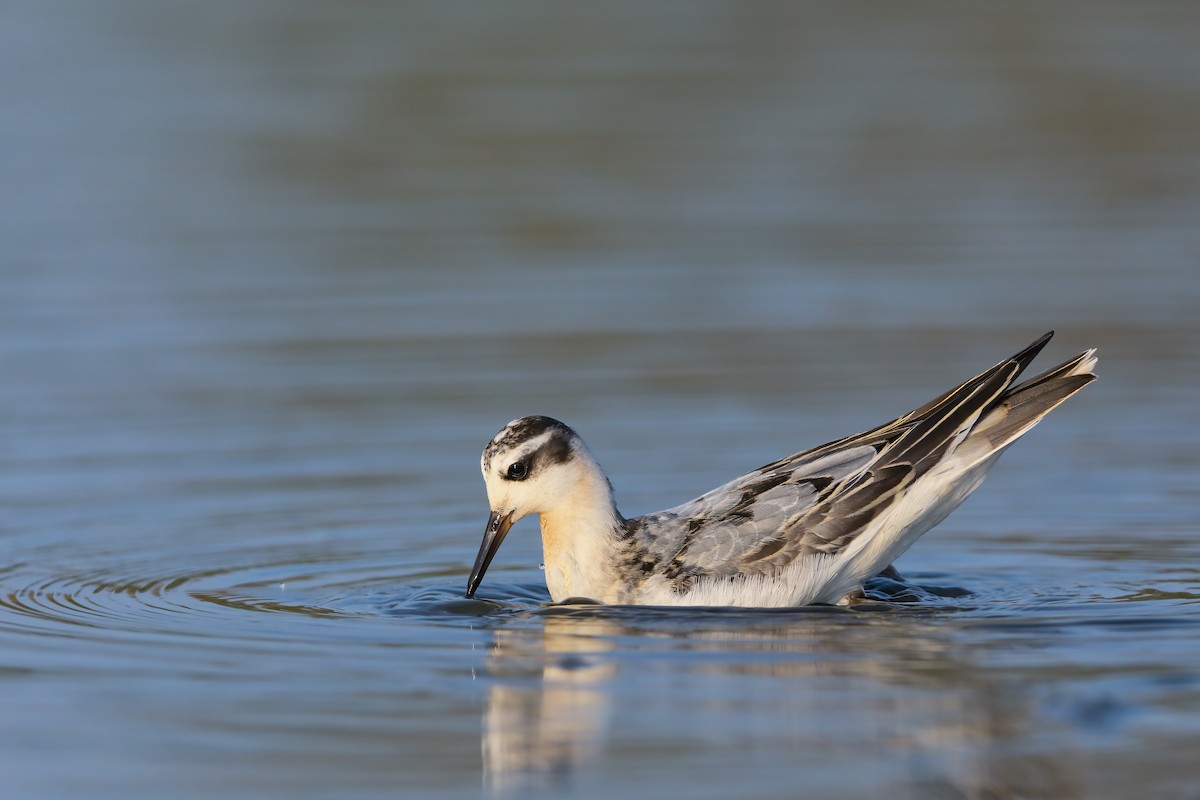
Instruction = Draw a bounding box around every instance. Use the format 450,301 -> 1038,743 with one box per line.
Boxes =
963,348 -> 1097,457
1002,347 -> 1098,400
887,331 -> 1060,468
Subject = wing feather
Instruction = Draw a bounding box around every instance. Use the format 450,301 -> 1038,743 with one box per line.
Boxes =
620,333 -> 1065,593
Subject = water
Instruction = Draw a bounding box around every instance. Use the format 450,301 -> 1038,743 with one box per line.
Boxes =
3,2 -> 1199,798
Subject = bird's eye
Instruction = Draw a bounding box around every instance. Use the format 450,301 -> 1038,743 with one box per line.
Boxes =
506,461 -> 529,480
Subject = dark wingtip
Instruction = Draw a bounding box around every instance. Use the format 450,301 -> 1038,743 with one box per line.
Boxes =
1010,331 -> 1055,378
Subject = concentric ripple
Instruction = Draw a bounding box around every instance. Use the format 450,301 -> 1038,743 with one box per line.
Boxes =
0,546 -> 509,652
0,545 -> 977,651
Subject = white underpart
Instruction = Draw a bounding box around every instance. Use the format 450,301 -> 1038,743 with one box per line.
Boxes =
629,556 -> 851,607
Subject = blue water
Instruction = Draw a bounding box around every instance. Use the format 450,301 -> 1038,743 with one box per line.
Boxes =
2,3 -> 1199,798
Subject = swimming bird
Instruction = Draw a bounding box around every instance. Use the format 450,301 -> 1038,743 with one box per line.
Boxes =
467,332 -> 1096,607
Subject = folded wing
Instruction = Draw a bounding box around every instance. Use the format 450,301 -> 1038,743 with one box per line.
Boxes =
619,332 -> 1093,593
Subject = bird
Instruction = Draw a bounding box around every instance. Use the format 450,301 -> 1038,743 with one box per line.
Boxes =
467,332 -> 1096,607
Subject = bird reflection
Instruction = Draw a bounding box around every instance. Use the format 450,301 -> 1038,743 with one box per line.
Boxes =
479,606 -> 1082,799
482,613 -> 618,795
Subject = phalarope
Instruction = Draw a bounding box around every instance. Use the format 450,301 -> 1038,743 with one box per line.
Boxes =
467,332 -> 1096,606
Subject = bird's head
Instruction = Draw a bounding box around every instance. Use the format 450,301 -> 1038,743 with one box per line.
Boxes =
468,416 -> 591,598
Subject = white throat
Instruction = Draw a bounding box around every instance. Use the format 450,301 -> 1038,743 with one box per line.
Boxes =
536,458 -> 623,603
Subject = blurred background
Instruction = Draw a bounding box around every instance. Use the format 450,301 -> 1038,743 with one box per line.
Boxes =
2,2 -> 1198,799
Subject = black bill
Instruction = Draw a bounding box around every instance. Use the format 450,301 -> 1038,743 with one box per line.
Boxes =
466,509 -> 515,598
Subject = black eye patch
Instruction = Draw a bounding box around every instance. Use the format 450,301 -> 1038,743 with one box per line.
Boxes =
505,461 -> 529,480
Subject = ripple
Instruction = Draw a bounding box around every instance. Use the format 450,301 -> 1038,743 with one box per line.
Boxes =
0,549 -> 481,645
4,549 -> 1181,656
0,551 -> 977,651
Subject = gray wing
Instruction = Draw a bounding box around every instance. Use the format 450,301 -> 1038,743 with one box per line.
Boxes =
618,333 -> 1056,591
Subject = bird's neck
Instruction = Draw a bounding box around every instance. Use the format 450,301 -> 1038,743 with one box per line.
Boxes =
537,461 -> 623,603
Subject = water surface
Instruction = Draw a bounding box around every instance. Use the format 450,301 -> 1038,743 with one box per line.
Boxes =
3,3 -> 1199,798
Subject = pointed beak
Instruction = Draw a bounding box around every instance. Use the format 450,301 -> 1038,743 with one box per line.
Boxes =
466,509 -> 515,598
